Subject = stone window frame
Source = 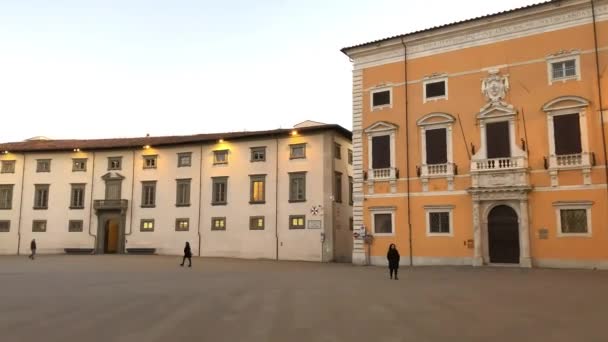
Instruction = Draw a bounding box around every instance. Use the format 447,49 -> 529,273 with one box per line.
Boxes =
553,201 -> 592,238
249,174 -> 266,204
0,184 -> 14,210
143,155 -> 158,169
0,220 -> 9,232
424,205 -> 454,237
175,218 -> 190,232
108,157 -> 122,171
289,143 -> 307,160
334,143 -> 342,160
370,86 -> 392,111
68,220 -> 84,232
416,112 -> 455,183
370,207 -> 395,236
422,74 -> 448,103
69,183 -> 86,210
334,172 -> 342,203
211,177 -> 228,205
289,215 -> 306,230
175,178 -> 191,207
1,160 -> 16,174
348,149 -> 353,165
141,181 -> 157,208
72,158 -> 87,172
32,220 -> 47,232
36,159 -> 51,173
213,150 -> 229,165
364,121 -> 398,184
288,172 -> 306,203
33,184 -> 49,210
546,51 -> 581,85
249,216 -> 265,230
177,152 -> 192,168
140,219 -> 155,232
211,217 -> 226,231
250,147 -> 266,162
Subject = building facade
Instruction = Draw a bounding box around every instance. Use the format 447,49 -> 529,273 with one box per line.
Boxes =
343,0 -> 608,269
0,122 -> 353,262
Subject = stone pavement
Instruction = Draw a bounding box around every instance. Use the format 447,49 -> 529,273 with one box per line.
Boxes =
1,255 -> 607,342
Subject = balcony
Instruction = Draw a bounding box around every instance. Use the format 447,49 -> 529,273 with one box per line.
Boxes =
548,152 -> 592,170
369,167 -> 397,181
93,199 -> 128,212
471,156 -> 527,172
421,163 -> 455,177
470,156 -> 529,188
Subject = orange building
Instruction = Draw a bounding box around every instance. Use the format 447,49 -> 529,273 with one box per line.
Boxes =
342,0 -> 608,269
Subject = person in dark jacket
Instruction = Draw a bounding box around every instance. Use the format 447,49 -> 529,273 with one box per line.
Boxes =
387,244 -> 400,280
29,239 -> 37,260
180,242 -> 192,267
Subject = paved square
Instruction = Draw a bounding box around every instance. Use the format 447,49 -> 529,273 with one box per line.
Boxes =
1,255 -> 607,342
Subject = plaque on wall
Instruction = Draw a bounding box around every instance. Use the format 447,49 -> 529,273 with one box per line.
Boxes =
538,228 -> 549,240
308,220 -> 322,229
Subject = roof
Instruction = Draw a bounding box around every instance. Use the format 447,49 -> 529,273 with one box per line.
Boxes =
0,124 -> 352,153
341,0 -> 555,55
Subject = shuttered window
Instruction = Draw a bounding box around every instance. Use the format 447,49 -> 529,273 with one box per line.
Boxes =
371,135 -> 390,169
372,90 -> 390,107
486,121 -> 510,159
425,128 -> 447,164
553,114 -> 582,155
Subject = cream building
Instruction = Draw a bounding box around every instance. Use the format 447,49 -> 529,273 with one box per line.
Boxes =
0,122 -> 353,262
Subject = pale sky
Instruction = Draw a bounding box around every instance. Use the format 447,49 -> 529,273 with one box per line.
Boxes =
0,0 -> 541,142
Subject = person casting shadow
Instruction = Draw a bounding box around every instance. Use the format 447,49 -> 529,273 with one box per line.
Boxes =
29,239 -> 37,260
387,243 -> 400,280
180,242 -> 192,267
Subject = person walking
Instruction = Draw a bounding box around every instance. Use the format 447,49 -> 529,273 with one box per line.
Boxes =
180,242 -> 192,267
387,243 -> 400,280
29,239 -> 37,260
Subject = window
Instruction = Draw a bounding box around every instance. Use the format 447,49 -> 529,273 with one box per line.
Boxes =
289,144 -> 306,159
289,172 -> 306,202
177,152 -> 192,167
72,158 -> 87,172
371,135 -> 390,169
348,149 -> 353,165
175,218 -> 189,231
108,157 -> 122,170
0,184 -> 14,209
348,176 -> 353,205
553,113 -> 582,155
486,121 -> 511,159
32,220 -> 47,232
425,207 -> 453,236
68,220 -> 83,232
70,184 -> 86,209
213,150 -> 228,164
211,217 -> 226,231
547,53 -> 580,84
334,143 -> 342,159
143,155 -> 157,169
176,179 -> 191,207
372,211 -> 393,235
250,175 -> 266,204
251,147 -> 266,162
349,217 -> 354,231
34,184 -> 49,209
212,177 -> 228,205
140,219 -> 154,232
425,128 -> 448,165
289,215 -> 305,229
0,220 -> 9,232
552,60 -> 577,80
371,89 -> 391,108
423,78 -> 447,102
36,159 -> 51,172
249,216 -> 265,230
334,172 -> 342,203
1,160 -> 15,173
141,181 -> 156,208
554,202 -> 592,237
105,180 -> 122,200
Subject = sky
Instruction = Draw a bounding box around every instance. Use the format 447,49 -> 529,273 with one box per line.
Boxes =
0,0 -> 542,142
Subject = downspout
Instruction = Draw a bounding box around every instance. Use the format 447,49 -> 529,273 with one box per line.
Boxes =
197,144 -> 203,257
401,38 -> 413,266
275,135 -> 279,260
87,151 -> 96,253
591,0 -> 608,203
125,149 -> 136,245
16,153 -> 26,255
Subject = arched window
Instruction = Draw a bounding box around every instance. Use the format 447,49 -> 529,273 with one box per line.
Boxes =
416,113 -> 455,191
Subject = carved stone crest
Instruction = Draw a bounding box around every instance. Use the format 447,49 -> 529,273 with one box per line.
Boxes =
481,70 -> 510,107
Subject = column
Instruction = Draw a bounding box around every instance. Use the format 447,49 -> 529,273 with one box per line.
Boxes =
472,200 -> 483,266
519,199 -> 532,268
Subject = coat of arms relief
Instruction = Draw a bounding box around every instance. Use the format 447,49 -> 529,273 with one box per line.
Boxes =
481,70 -> 512,111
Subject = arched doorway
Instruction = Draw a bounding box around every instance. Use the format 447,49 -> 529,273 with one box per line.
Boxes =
488,205 -> 519,264
104,219 -> 119,254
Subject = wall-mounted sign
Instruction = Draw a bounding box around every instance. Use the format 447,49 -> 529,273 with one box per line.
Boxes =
308,220 -> 322,229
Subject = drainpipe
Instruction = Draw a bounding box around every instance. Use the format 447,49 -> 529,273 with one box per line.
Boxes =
591,0 -> 608,203
275,135 -> 280,260
87,151 -> 96,253
16,153 -> 26,255
197,144 -> 203,257
401,38 -> 413,266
